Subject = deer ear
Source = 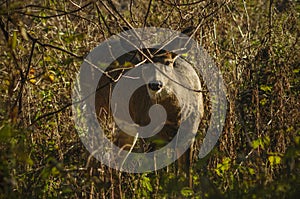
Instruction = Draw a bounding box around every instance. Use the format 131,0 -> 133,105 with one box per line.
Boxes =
119,27 -> 138,51
181,26 -> 194,37
121,26 -> 130,32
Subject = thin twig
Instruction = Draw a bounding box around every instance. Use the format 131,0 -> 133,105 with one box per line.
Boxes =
15,2 -> 94,19
143,0 -> 152,27
162,0 -> 206,7
13,39 -> 36,116
120,132 -> 139,171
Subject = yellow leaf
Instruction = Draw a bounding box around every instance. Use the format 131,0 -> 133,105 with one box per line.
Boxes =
29,78 -> 36,84
123,61 -> 134,68
29,68 -> 35,74
29,68 -> 36,84
44,56 -> 52,62
48,74 -> 55,82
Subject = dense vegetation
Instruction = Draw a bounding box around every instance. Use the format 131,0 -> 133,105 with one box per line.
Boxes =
0,0 -> 299,198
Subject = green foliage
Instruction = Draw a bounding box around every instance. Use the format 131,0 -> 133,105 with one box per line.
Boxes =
252,136 -> 270,150
136,174 -> 153,198
180,187 -> 194,197
215,157 -> 231,177
0,122 -> 31,198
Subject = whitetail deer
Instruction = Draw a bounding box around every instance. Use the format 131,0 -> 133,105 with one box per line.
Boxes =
95,28 -> 204,178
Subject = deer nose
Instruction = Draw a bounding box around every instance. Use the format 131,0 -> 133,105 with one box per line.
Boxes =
148,81 -> 163,91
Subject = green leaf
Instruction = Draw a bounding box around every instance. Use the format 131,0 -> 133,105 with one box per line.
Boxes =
252,136 -> 270,150
293,68 -> 300,73
260,98 -> 267,106
51,167 -> 60,176
268,155 -> 281,165
260,85 -> 272,92
181,187 -> 194,197
0,124 -> 15,141
215,157 -> 231,176
141,174 -> 153,192
11,31 -> 17,50
252,139 -> 261,149
248,168 -> 255,175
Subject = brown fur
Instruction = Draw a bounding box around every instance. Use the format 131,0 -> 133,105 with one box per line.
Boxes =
95,47 -> 204,179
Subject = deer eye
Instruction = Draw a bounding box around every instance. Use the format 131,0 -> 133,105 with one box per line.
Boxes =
173,61 -> 177,67
165,60 -> 172,66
